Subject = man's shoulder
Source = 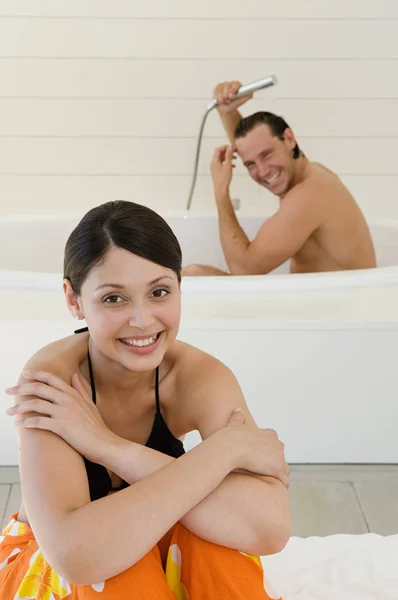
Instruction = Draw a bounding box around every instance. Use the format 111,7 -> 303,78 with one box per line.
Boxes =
282,177 -> 317,208
286,163 -> 342,205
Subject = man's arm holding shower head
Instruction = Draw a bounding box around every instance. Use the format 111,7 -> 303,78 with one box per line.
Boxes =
213,80 -> 252,144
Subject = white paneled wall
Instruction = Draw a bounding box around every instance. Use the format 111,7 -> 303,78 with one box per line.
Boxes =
0,1 -> 397,215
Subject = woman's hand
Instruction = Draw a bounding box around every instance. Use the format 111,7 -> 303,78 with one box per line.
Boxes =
5,370 -> 117,465
219,409 -> 290,488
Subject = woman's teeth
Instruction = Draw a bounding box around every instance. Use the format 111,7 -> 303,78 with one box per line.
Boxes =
120,333 -> 160,347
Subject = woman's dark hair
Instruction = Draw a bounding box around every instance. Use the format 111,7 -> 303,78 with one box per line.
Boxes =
234,111 -> 302,159
64,200 -> 182,294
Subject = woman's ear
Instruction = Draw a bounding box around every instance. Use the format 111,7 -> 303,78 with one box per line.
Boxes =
63,279 -> 84,321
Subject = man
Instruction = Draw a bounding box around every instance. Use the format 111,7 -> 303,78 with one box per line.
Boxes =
182,80 -> 376,276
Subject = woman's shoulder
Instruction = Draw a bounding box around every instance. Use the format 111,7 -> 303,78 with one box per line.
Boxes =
22,331 -> 89,380
170,340 -> 236,395
169,341 -> 247,436
171,339 -> 218,368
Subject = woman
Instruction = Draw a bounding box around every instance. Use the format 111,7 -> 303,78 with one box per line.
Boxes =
1,200 -> 290,599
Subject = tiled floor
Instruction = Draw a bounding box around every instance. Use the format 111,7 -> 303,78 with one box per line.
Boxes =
1,464 -> 398,536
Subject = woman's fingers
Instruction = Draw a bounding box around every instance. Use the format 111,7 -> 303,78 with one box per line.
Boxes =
6,398 -> 56,417
266,460 -> 290,489
5,381 -> 69,405
6,371 -> 90,406
15,415 -> 57,433
71,373 -> 92,402
21,370 -> 73,394
279,473 -> 290,489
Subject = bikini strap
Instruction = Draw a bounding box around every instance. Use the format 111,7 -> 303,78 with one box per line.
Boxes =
74,326 -> 89,334
74,326 -> 96,404
76,326 -> 156,412
87,350 -> 97,404
155,367 -> 161,413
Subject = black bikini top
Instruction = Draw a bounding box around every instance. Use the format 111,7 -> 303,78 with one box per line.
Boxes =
75,328 -> 185,501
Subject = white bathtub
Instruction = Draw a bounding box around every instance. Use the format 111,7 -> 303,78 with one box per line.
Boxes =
1,212 -> 398,465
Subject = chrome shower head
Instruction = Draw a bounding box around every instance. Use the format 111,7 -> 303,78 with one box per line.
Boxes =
206,74 -> 278,112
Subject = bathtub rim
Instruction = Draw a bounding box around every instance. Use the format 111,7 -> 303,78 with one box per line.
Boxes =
1,210 -> 398,227
2,211 -> 398,293
2,264 -> 398,293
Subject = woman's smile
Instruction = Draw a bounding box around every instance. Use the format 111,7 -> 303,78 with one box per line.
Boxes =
118,331 -> 164,355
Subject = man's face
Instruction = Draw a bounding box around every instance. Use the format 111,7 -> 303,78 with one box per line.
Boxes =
235,124 -> 298,197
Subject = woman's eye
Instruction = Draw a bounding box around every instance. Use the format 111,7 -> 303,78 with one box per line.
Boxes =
151,289 -> 169,299
104,295 -> 123,304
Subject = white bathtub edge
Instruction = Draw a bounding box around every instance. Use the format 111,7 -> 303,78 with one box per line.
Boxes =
2,265 -> 398,293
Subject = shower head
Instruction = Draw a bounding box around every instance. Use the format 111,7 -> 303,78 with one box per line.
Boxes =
206,74 -> 278,111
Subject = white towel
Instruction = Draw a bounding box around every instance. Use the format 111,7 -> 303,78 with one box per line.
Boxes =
261,533 -> 398,600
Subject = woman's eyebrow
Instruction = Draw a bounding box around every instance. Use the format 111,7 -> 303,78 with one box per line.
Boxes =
149,276 -> 174,285
94,276 -> 174,291
95,283 -> 125,291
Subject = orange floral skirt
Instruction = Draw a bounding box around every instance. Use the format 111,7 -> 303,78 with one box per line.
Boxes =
0,513 -> 276,599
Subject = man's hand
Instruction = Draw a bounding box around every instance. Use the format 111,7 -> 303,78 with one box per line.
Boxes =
213,80 -> 253,114
210,145 -> 236,198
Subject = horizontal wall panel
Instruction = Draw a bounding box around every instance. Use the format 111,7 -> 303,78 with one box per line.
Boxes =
0,174 -> 396,217
0,137 -> 396,176
0,174 -> 267,214
0,98 -> 396,138
1,59 -> 397,100
0,0 -> 397,19
0,1 -> 396,222
0,20 -> 396,59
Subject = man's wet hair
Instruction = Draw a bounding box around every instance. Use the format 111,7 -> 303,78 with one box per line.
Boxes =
234,111 -> 301,159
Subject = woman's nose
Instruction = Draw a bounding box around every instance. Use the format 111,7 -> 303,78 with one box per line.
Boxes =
128,303 -> 155,330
